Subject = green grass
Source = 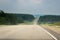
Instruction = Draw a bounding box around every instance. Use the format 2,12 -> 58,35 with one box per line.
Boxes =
39,22 -> 60,26
53,22 -> 60,26
20,21 -> 34,25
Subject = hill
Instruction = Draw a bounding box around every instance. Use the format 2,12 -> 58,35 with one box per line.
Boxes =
0,10 -> 35,25
38,15 -> 60,25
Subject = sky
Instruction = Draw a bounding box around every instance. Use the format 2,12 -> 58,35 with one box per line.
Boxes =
0,0 -> 60,15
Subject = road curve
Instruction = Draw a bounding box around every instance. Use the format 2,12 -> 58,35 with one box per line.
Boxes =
0,25 -> 54,40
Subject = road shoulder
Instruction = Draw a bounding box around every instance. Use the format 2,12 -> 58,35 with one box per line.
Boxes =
40,25 -> 60,40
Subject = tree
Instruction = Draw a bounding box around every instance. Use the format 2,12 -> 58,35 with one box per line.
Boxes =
0,10 -> 6,24
0,10 -> 6,17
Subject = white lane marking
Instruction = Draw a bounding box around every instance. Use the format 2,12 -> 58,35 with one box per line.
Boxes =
37,25 -> 58,40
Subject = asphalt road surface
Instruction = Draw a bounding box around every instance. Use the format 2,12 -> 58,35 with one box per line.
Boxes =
0,25 -> 55,40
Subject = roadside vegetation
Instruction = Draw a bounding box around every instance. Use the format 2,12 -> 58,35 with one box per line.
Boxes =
38,15 -> 60,34
38,15 -> 60,26
0,10 -> 35,25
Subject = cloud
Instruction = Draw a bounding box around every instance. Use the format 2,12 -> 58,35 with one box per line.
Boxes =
17,0 -> 42,6
16,0 -> 42,12
0,0 -> 60,15
29,0 -> 42,4
0,0 -> 11,4
17,0 -> 42,4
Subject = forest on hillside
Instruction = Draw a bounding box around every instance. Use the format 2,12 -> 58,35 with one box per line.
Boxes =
38,15 -> 60,25
0,10 -> 35,25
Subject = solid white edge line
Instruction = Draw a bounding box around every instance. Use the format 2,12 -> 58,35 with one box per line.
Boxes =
37,25 -> 58,40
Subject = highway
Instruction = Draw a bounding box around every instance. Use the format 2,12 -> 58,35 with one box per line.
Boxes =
0,25 -> 55,40
0,16 -> 57,40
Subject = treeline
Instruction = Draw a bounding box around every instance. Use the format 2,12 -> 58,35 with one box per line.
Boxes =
0,10 -> 35,25
38,15 -> 60,24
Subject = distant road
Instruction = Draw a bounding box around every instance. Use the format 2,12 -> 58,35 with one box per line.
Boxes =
0,25 -> 54,40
